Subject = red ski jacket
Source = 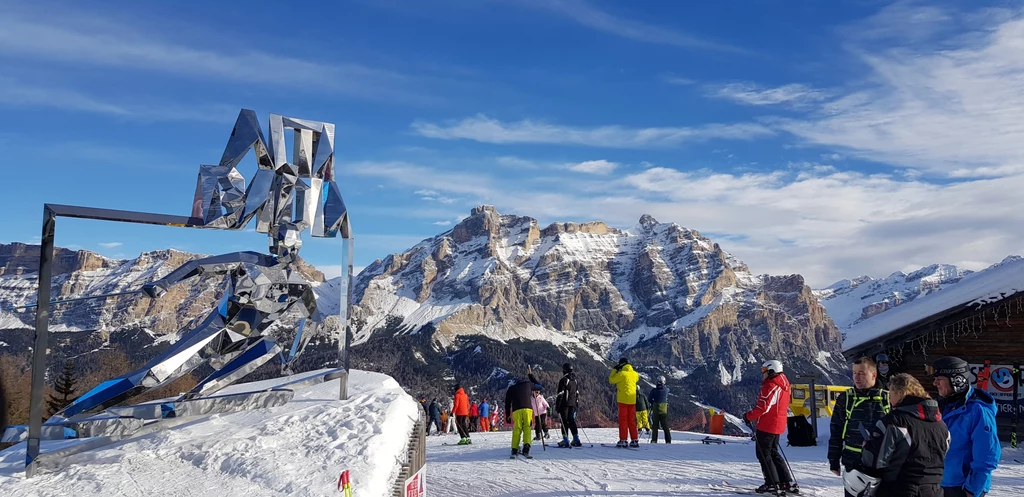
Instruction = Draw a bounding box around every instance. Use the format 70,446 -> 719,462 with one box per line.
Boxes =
470,403 -> 479,417
745,372 -> 791,435
453,388 -> 470,416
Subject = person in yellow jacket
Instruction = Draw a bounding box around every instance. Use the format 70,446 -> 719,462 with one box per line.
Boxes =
609,357 -> 641,448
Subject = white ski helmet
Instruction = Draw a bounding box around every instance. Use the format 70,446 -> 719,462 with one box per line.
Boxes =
843,468 -> 880,496
761,360 -> 783,375
656,376 -> 666,385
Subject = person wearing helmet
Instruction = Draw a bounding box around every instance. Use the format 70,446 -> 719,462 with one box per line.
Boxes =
505,373 -> 539,458
744,360 -> 796,496
857,373 -> 949,497
531,383 -> 551,440
609,357 -> 641,448
829,356 -> 889,496
556,362 -> 582,448
635,385 -> 652,436
930,356 -> 1000,497
648,376 -> 671,443
875,353 -> 891,389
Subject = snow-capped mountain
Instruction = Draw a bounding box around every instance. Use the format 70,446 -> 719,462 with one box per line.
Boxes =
351,205 -> 844,383
814,256 -> 1022,337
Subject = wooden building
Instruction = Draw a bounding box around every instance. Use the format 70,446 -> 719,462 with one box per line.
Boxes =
843,260 -> 1024,441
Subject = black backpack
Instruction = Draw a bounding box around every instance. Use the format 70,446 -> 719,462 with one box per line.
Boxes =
786,415 -> 816,446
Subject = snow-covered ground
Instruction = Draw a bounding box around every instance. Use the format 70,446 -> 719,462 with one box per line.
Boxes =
0,369 -> 419,497
428,428 -> 1024,496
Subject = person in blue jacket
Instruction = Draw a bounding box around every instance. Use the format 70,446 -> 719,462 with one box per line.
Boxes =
930,356 -> 1000,497
479,399 -> 491,432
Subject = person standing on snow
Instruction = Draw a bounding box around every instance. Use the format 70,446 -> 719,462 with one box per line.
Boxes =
830,356 -> 890,497
856,373 -> 949,497
506,373 -> 540,458
635,386 -> 652,436
532,384 -> 551,440
744,360 -> 797,496
427,398 -> 443,435
649,376 -> 671,443
929,356 -> 1000,497
609,357 -> 641,448
470,400 -> 480,432
479,398 -> 491,432
556,362 -> 582,448
453,384 -> 472,445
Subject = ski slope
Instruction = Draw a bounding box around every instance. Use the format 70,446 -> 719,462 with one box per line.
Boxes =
428,428 -> 1024,496
0,369 -> 419,497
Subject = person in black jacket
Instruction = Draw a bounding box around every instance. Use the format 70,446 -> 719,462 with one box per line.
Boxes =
859,373 -> 949,497
829,356 -> 890,497
427,398 -> 443,435
556,362 -> 582,448
648,376 -> 671,443
506,373 -> 539,458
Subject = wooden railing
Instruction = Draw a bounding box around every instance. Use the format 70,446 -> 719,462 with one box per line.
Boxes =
392,410 -> 426,497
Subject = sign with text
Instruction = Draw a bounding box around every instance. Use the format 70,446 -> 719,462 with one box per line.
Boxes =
405,466 -> 426,497
967,363 -> 1022,419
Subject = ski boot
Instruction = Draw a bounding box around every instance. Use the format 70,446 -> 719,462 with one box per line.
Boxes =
457,437 -> 470,445
570,437 -> 582,447
780,482 -> 800,495
522,443 -> 533,459
629,440 -> 640,448
557,438 -> 570,448
755,483 -> 782,496
510,447 -> 519,459
615,440 -> 628,448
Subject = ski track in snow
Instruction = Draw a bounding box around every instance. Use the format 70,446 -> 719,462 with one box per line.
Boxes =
428,429 -> 1024,496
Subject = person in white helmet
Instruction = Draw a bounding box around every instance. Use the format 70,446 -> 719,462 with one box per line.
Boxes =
744,360 -> 797,495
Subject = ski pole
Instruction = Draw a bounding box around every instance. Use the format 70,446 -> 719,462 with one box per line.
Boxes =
778,443 -> 799,486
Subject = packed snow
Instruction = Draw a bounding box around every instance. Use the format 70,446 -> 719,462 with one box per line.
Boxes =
0,369 -> 419,497
844,257 -> 1024,351
427,428 -> 1024,496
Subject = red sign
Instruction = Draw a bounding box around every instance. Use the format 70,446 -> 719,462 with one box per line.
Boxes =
405,467 -> 426,497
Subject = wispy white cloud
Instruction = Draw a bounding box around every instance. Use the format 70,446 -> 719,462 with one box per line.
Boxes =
0,78 -> 233,122
569,160 -> 618,174
97,242 -> 123,248
0,6 -> 436,104
412,115 -> 773,148
710,82 -> 828,107
519,0 -> 746,53
433,220 -> 453,226
663,75 -> 697,86
772,5 -> 1024,177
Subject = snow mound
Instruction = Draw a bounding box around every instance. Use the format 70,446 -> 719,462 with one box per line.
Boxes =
0,369 -> 419,497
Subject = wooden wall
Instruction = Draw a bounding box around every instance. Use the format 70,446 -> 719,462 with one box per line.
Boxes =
864,295 -> 1024,441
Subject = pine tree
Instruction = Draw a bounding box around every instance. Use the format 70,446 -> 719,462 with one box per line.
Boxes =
46,360 -> 78,417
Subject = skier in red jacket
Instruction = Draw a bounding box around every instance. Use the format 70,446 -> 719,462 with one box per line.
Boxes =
744,360 -> 798,496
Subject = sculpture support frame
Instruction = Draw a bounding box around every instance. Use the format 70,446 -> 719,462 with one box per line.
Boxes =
24,204 -> 353,477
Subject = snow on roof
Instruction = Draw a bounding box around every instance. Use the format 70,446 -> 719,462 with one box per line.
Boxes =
843,257 -> 1024,352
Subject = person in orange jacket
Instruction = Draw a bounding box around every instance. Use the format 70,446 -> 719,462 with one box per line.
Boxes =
609,357 -> 641,448
453,384 -> 472,445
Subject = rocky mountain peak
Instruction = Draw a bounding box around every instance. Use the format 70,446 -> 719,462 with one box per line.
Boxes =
638,214 -> 659,230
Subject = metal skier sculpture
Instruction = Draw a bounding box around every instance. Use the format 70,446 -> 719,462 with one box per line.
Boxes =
54,110 -> 349,419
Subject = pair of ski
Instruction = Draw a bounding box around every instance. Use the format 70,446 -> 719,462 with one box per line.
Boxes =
708,481 -> 801,495
600,443 -> 641,451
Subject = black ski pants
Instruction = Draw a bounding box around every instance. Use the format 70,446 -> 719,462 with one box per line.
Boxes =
942,487 -> 984,497
651,411 -> 671,442
456,415 -> 471,439
558,406 -> 579,440
755,430 -> 791,486
534,413 -> 549,439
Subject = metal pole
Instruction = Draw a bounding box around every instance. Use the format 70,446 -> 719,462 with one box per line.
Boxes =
809,377 -> 818,442
26,205 -> 56,478
338,234 -> 354,400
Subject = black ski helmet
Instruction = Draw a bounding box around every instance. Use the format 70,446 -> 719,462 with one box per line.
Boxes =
617,357 -> 629,367
562,362 -> 573,374
931,356 -> 969,394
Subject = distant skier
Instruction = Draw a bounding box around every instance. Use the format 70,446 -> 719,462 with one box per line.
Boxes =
556,362 -> 582,448
453,384 -> 472,445
609,357 -> 641,448
649,376 -> 671,443
480,398 -> 491,432
506,373 -> 540,459
744,360 -> 797,496
419,396 -> 428,432
427,398 -> 443,435
441,408 -> 450,434
470,400 -> 480,432
490,409 -> 499,431
875,353 -> 891,389
635,386 -> 652,436
532,384 -> 551,440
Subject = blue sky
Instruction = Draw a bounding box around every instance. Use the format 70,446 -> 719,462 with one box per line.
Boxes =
2,0 -> 1023,287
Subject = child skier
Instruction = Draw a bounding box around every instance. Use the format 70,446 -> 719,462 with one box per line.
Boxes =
532,385 -> 551,440
649,376 -> 671,443
609,357 -> 641,447
635,387 -> 652,436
